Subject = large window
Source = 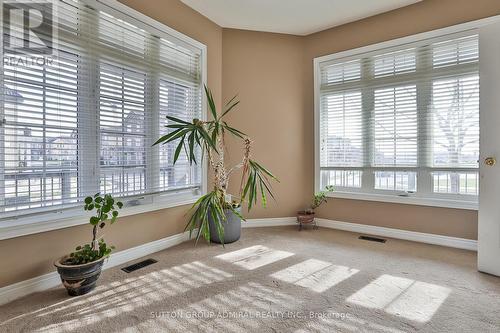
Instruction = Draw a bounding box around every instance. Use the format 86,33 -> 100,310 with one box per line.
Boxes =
316,32 -> 479,208
0,0 -> 205,221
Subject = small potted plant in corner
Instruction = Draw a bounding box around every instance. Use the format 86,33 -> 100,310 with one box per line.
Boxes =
54,193 -> 123,296
297,185 -> 334,230
153,86 -> 278,245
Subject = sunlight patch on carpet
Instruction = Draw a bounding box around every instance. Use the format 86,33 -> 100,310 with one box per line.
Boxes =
271,259 -> 359,292
216,245 -> 294,270
347,274 -> 451,322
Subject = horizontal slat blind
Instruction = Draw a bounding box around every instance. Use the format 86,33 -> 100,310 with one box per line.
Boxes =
0,0 -> 204,218
320,91 -> 363,167
431,75 -> 479,167
318,32 -> 479,200
99,63 -> 147,197
158,79 -> 201,192
374,49 -> 416,77
373,85 -> 417,167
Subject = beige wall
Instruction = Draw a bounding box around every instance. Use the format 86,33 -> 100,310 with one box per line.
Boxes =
0,0 -> 222,288
3,0 -> 500,287
302,0 -> 500,240
222,29 -> 308,218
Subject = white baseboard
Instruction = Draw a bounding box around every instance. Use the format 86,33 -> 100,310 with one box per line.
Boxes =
243,217 -> 296,228
315,218 -> 477,251
0,230 -> 192,306
245,217 -> 477,251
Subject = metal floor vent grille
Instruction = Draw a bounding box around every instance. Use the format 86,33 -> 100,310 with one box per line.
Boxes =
121,258 -> 158,273
359,235 -> 387,243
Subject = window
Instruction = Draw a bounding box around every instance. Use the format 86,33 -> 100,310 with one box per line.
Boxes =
99,64 -> 147,196
373,85 -> 418,168
0,0 -> 205,221
316,33 -> 479,207
158,79 -> 202,192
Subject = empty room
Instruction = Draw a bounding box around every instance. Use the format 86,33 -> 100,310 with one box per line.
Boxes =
1,0 -> 500,332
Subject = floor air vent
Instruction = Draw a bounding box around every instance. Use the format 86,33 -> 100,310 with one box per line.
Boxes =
121,258 -> 158,273
359,235 -> 386,243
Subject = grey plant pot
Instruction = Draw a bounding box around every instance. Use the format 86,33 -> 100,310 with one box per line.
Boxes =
209,207 -> 242,244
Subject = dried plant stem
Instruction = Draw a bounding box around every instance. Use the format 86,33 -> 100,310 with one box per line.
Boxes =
204,122 -> 252,204
238,138 -> 252,199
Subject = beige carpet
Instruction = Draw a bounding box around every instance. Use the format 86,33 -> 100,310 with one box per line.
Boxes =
1,226 -> 500,332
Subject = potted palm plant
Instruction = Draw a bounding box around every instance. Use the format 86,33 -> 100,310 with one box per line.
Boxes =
154,86 -> 278,244
297,185 -> 334,230
54,193 -> 122,296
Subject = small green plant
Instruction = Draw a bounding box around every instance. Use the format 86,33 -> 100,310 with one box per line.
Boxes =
308,185 -> 334,213
66,193 -> 123,265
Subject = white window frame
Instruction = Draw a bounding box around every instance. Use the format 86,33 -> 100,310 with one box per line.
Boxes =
0,0 -> 208,240
314,16 -> 500,211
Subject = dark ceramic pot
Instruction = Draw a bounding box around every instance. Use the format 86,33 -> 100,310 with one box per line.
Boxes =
209,207 -> 242,244
54,256 -> 105,296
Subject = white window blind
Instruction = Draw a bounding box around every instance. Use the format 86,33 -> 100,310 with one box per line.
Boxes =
0,0 -> 204,219
158,79 -> 202,192
99,64 -> 147,197
317,33 -> 479,204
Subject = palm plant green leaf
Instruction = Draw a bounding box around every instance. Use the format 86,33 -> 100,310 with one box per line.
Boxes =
153,115 -> 217,165
242,160 -> 279,210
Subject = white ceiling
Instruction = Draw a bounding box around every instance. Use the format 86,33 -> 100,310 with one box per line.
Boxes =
181,0 -> 421,36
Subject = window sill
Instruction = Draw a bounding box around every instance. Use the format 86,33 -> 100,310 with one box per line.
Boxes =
328,191 -> 478,210
0,193 -> 200,241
